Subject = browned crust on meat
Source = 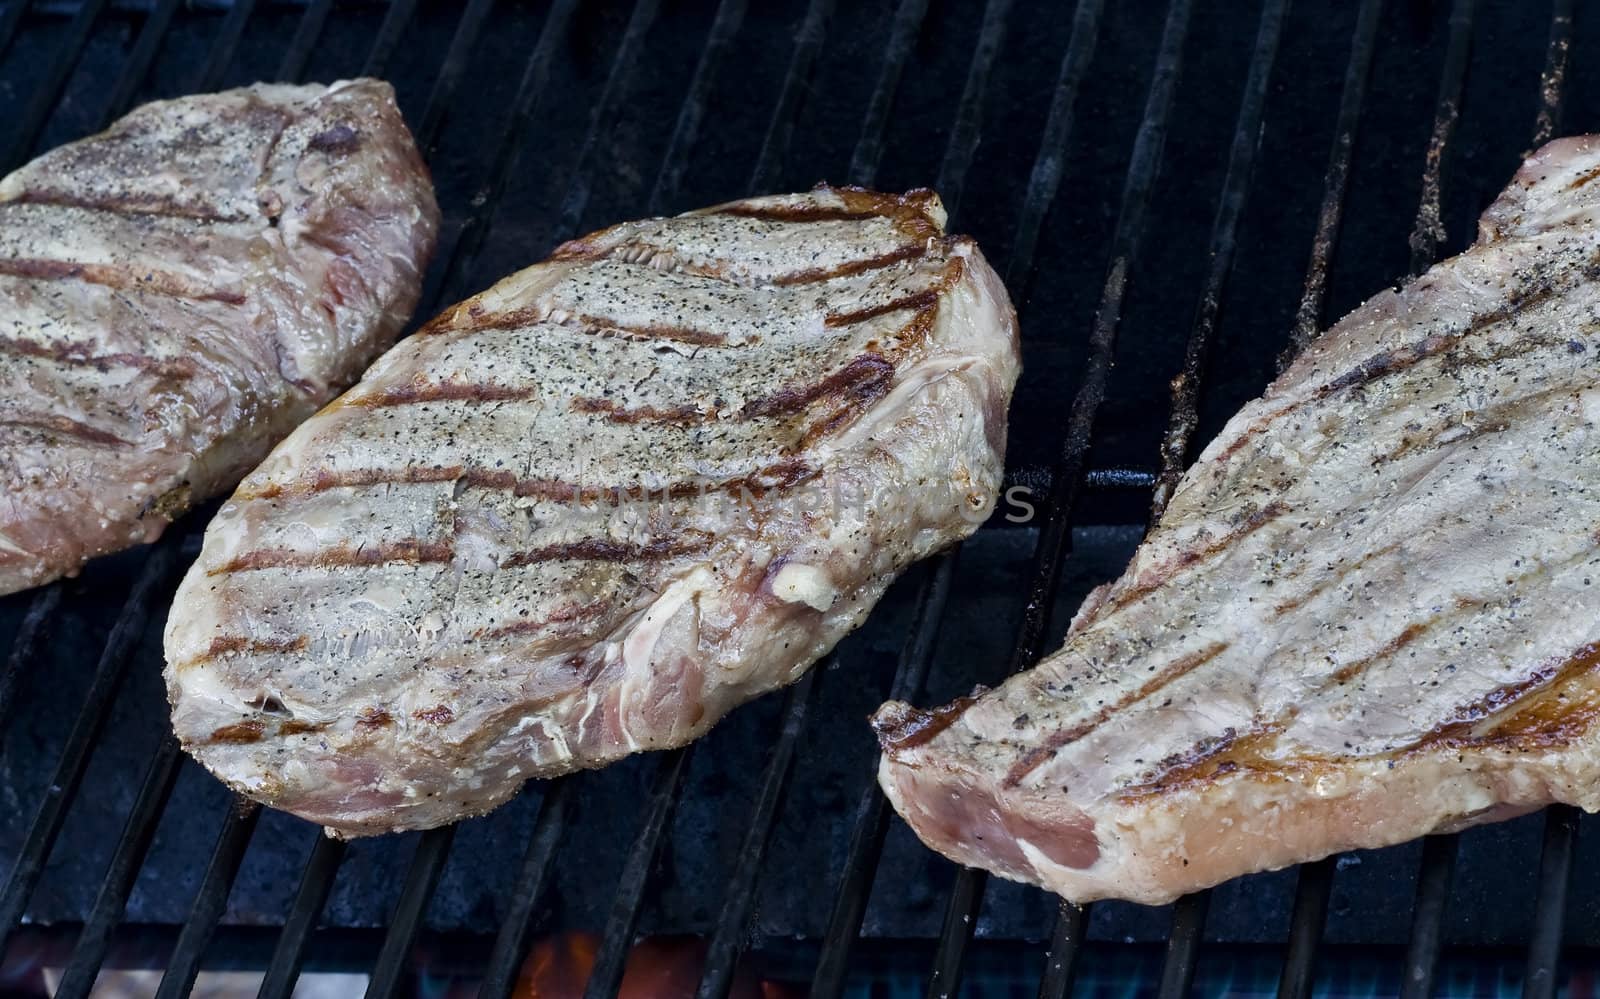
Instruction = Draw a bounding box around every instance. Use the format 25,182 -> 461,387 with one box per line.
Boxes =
210,540 -> 456,574
744,353 -> 895,419
873,692 -> 986,752
206,634 -> 310,657
413,705 -> 455,724
208,720 -> 266,744
2,187 -> 249,224
0,257 -> 245,304
355,380 -> 538,408
499,535 -> 714,567
1002,641 -> 1233,787
4,413 -> 131,447
0,333 -> 198,379
569,397 -> 706,424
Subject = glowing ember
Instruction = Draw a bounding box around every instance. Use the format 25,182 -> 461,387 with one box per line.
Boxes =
513,932 -> 802,998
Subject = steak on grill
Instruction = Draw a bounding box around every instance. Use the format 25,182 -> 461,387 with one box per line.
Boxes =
876,135 -> 1600,904
0,79 -> 438,595
164,187 -> 1020,836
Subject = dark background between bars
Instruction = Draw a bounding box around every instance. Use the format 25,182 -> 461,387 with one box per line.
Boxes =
2,0 -> 1600,996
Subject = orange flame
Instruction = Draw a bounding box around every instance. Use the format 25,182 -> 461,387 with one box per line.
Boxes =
512,932 -> 802,999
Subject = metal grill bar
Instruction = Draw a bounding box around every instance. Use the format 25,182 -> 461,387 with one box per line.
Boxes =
364,824 -> 456,999
1406,0 -> 1476,279
2,0 -> 108,173
1004,0 -> 1105,292
154,800 -> 263,999
425,0 -> 580,314
1400,833 -> 1459,999
748,0 -> 834,194
193,0 -> 258,93
933,0 -> 1011,215
0,0 -> 27,65
557,0 -> 664,240
100,0 -> 182,125
809,552 -> 955,999
0,533 -> 182,960
477,780 -> 577,999
276,0 -> 335,84
1285,0 -> 1384,360
1156,891 -> 1211,999
1276,856 -> 1336,999
926,2 -> 1194,993
361,0 -> 418,79
256,835 -> 347,999
846,0 -> 929,187
0,585 -> 60,736
580,750 -> 694,999
1034,900 -> 1089,999
1531,0 -> 1574,147
695,669 -> 820,999
53,736 -> 185,999
414,0 -> 496,155
1523,805 -> 1578,999
650,0 -> 747,212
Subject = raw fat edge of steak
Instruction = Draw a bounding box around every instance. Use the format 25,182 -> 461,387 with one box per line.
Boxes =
164,185 -> 1020,837
876,135 -> 1600,905
0,79 -> 439,595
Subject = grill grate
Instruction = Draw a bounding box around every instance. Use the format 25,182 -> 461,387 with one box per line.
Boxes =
0,1 -> 1595,996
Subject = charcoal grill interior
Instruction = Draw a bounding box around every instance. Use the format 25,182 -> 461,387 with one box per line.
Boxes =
2,0 -> 1600,996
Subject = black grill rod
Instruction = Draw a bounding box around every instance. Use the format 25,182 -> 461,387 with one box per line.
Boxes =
932,0 -> 1012,217
1142,1 -> 1288,990
694,668 -> 820,999
477,779 -> 579,999
557,0 -> 663,235
155,799 -> 263,999
193,0 -> 258,93
256,834 -> 348,999
0,584 -> 61,738
362,0 -> 419,80
926,0 -> 1196,994
414,0 -> 496,155
808,552 -> 956,999
2,0 -> 110,173
1531,0 -> 1574,148
846,0 -> 930,187
100,0 -> 182,125
1396,6 -> 1476,996
52,736 -> 186,999
1405,0 -> 1476,279
815,2 -> 1108,984
1400,833 -> 1459,999
420,0 -> 581,315
1523,804 -> 1579,999
579,748 -> 696,999
747,0 -> 835,195
1281,0 -> 1384,363
1035,898 -> 1089,999
276,0 -> 336,84
0,0 -> 27,66
1519,7 -> 1580,994
1276,856 -> 1336,999
649,0 -> 748,213
0,533 -> 182,960
1003,0 -> 1105,293
364,824 -> 457,999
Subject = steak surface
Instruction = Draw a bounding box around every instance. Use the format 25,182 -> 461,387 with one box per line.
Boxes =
164,187 -> 1019,836
875,136 -> 1600,905
0,79 -> 439,594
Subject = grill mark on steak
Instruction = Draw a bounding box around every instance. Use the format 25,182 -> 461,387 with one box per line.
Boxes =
499,534 -> 714,567
552,238 -> 929,290
211,540 -> 456,574
825,288 -> 941,327
240,459 -> 817,504
2,187 -> 251,224
355,380 -> 538,407
743,353 -> 896,419
0,257 -> 246,304
1098,503 -> 1287,619
1002,641 -> 1233,788
4,413 -> 131,447
207,720 -> 266,744
569,397 -> 706,425
0,332 -> 198,378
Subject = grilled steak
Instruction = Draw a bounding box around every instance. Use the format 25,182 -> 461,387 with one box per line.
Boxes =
163,187 -> 1019,836
0,79 -> 438,595
876,135 -> 1600,905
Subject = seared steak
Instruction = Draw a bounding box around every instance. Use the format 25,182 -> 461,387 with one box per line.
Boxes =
164,187 -> 1019,836
876,135 -> 1600,905
0,79 -> 438,594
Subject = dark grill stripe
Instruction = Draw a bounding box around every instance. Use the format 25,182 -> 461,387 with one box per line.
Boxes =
2,412 -> 131,447
0,332 -> 198,378
0,256 -> 246,304
499,534 -> 714,567
1002,640 -> 1232,787
3,187 -> 251,224
210,540 -> 456,575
